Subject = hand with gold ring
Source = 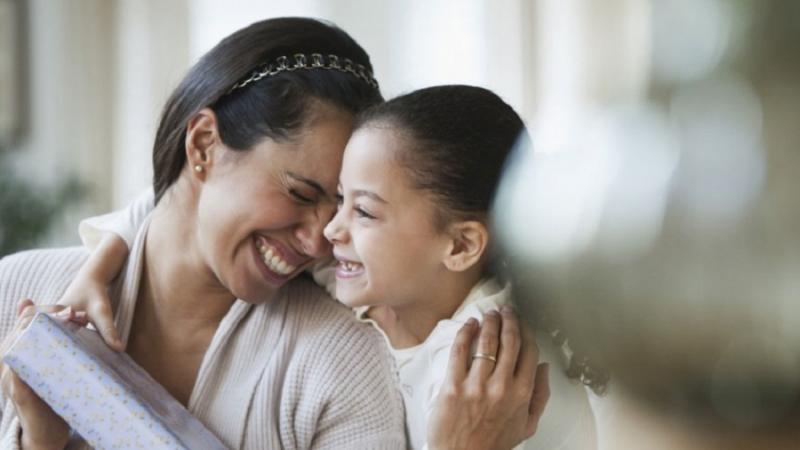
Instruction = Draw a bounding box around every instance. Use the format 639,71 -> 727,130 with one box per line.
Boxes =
427,306 -> 550,450
472,352 -> 497,363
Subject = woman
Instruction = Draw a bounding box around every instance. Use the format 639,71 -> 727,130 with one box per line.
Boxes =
0,18 -> 545,450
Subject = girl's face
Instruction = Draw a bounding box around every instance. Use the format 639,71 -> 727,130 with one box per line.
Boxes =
195,103 -> 351,304
323,125 -> 452,309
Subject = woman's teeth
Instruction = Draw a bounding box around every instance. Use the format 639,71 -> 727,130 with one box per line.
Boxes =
257,243 -> 296,276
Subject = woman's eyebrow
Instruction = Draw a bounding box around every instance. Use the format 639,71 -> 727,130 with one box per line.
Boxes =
287,172 -> 329,198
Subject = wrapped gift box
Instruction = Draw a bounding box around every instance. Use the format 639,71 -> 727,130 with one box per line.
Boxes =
2,312 -> 227,450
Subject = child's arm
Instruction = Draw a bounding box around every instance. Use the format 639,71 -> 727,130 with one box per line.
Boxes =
58,188 -> 154,350
59,233 -> 128,350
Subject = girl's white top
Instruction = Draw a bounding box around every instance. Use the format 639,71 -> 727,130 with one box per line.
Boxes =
79,189 -> 598,450
355,279 -> 597,450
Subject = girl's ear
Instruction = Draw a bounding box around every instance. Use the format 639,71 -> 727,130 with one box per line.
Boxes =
442,220 -> 489,272
185,108 -> 221,178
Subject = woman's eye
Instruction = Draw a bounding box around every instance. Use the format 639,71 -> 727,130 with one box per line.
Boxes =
335,194 -> 344,205
289,189 -> 314,204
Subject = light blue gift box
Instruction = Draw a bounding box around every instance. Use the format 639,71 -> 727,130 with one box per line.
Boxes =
2,312 -> 227,450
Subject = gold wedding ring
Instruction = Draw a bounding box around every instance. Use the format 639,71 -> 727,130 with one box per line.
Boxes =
472,352 -> 497,363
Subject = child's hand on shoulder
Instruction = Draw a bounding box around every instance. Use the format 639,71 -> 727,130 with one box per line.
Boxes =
58,233 -> 128,351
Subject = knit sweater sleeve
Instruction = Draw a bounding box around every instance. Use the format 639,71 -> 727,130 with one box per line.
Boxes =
0,248 -> 88,450
279,284 -> 407,450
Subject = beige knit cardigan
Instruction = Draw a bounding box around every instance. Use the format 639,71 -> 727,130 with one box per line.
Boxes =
0,225 -> 406,449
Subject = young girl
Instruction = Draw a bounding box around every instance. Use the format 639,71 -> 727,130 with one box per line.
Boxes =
65,86 -> 597,449
322,85 -> 597,449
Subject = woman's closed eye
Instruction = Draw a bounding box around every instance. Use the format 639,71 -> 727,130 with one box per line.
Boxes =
289,188 -> 316,204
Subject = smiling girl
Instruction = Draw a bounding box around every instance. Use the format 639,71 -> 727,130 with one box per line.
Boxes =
322,85 -> 597,450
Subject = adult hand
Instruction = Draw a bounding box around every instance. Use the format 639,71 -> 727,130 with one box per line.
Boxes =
0,299 -> 85,450
57,233 -> 126,351
427,306 -> 550,450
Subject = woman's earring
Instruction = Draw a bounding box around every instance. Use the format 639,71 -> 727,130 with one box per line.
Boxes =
194,165 -> 203,173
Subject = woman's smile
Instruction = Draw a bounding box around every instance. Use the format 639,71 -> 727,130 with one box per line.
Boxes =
251,235 -> 309,284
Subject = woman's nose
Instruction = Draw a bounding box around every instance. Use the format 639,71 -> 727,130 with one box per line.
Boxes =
295,222 -> 330,259
294,204 -> 335,259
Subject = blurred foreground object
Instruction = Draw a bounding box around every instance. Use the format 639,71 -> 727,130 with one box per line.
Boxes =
495,1 -> 800,448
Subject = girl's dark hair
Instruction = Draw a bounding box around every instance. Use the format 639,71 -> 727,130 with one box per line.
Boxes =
356,85 -> 524,227
356,85 -> 609,394
152,17 -> 383,202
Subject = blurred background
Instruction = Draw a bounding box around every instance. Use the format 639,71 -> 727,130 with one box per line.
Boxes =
0,0 -> 648,254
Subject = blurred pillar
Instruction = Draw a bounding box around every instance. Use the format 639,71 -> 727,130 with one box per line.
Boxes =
7,0 -> 115,244
111,0 -> 189,208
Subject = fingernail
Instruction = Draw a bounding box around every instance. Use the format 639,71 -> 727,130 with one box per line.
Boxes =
500,305 -> 513,314
487,309 -> 500,317
466,317 -> 478,327
56,307 -> 72,318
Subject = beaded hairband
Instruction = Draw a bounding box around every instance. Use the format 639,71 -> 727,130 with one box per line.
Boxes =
229,53 -> 380,93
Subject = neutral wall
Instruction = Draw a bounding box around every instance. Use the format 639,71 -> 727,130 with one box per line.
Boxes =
8,0 -> 647,250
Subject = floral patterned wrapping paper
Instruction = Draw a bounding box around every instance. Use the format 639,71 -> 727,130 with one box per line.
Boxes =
2,313 -> 228,450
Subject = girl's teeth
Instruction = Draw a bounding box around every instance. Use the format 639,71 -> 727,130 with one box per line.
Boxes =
342,261 -> 360,272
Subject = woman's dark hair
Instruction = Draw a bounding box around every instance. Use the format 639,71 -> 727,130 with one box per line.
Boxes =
355,85 -> 524,227
356,85 -> 609,394
152,17 -> 383,202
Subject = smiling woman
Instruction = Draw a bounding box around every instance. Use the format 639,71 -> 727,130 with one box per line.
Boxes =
0,17 -> 407,450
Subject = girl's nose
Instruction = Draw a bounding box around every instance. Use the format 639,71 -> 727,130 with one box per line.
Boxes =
323,209 -> 347,244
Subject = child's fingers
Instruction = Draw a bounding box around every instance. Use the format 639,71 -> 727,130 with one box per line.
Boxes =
72,311 -> 89,326
445,318 -> 479,387
15,298 -> 34,317
493,306 -> 522,380
87,299 -> 123,351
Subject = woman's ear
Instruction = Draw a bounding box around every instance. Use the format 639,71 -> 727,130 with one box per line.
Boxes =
442,220 -> 489,272
185,108 -> 221,178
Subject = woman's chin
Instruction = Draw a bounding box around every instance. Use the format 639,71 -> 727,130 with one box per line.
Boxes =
227,274 -> 283,304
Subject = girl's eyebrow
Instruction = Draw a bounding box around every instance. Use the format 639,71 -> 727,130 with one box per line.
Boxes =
353,189 -> 387,204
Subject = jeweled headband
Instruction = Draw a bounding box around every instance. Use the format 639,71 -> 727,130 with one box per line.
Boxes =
229,53 -> 379,94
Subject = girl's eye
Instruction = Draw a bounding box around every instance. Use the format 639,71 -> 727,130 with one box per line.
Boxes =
355,206 -> 375,219
290,189 -> 314,204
